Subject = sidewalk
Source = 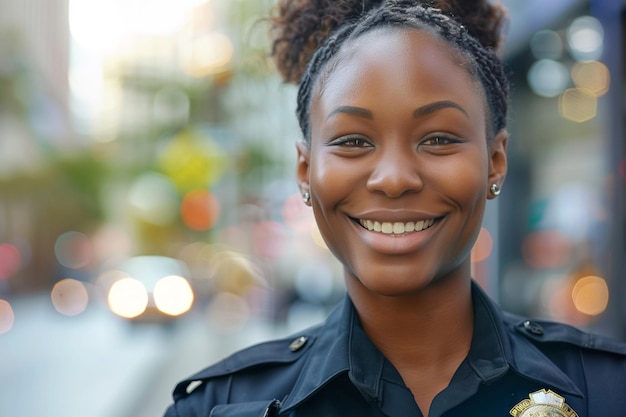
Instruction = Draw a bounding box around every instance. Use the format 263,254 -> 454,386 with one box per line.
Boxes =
0,295 -> 170,417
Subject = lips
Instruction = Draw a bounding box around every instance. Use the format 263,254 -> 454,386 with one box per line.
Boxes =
358,218 -> 436,235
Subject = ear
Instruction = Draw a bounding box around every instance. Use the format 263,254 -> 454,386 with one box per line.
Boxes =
487,130 -> 508,199
296,141 -> 311,203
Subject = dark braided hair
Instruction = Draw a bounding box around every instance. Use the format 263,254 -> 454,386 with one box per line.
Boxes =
270,0 -> 509,144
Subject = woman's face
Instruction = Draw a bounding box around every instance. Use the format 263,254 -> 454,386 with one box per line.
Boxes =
297,28 -> 507,297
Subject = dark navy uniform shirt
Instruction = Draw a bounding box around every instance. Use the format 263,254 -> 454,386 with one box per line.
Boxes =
164,282 -> 626,416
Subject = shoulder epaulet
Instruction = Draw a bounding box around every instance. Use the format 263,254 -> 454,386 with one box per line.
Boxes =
173,330 -> 318,399
507,314 -> 626,356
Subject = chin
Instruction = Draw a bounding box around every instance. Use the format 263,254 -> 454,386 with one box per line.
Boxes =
347,266 -> 437,298
346,258 -> 471,299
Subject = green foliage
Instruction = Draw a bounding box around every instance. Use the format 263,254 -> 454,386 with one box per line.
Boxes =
52,152 -> 109,221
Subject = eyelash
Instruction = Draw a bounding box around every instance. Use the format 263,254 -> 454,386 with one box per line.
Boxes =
421,135 -> 460,146
332,135 -> 371,147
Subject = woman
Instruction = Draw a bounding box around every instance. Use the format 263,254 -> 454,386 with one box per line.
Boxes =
164,1 -> 626,416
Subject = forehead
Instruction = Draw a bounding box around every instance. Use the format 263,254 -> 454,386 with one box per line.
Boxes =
311,27 -> 485,122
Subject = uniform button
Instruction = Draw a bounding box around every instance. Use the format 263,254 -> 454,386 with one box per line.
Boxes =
523,320 -> 544,335
289,336 -> 308,352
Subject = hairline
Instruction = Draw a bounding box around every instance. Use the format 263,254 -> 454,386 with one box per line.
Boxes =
304,25 -> 494,147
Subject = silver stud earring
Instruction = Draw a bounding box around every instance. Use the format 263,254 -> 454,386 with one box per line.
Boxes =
490,183 -> 501,196
302,192 -> 311,204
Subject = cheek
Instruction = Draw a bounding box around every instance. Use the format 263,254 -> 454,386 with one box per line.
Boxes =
430,152 -> 488,208
309,150 -> 357,200
308,154 -> 341,225
307,152 -> 360,250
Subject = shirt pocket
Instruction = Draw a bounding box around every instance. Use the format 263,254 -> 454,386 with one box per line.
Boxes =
209,399 -> 281,417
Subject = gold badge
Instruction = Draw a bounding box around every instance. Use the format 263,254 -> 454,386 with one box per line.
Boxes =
509,389 -> 579,417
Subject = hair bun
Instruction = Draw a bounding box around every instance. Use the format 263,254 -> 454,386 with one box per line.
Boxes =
432,0 -> 508,53
270,0 -> 508,84
270,0 -> 383,83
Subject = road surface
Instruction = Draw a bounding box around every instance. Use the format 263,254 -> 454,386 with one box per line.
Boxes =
0,294 -> 302,417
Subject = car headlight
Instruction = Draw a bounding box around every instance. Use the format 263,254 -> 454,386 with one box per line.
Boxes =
153,275 -> 194,316
107,277 -> 149,318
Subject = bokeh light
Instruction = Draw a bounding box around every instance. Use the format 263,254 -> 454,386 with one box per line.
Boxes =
567,16 -> 604,61
527,59 -> 570,98
571,61 -> 609,97
0,299 -> 15,334
159,129 -> 226,191
107,277 -> 149,319
0,243 -> 22,279
51,278 -> 90,316
471,227 -> 493,263
619,158 -> 626,181
559,88 -> 597,122
571,275 -> 609,316
153,275 -> 194,316
181,189 -> 221,231
128,172 -> 179,226
54,232 -> 93,269
530,29 -> 563,60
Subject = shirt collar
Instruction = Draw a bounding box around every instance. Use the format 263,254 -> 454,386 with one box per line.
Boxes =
281,296 -> 394,412
347,306 -> 387,403
281,281 -> 583,412
470,282 -> 583,398
279,297 -> 353,412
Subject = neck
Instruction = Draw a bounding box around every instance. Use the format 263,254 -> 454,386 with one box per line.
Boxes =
347,272 -> 474,368
346,272 -> 475,416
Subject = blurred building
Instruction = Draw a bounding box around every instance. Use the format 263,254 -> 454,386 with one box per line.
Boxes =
0,0 -> 71,155
593,0 -> 626,342
494,0 -> 626,340
0,0 -> 72,293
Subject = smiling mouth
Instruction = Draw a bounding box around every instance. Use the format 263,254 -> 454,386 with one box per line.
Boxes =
357,218 -> 437,235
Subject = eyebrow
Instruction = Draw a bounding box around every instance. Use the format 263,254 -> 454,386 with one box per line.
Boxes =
326,106 -> 373,120
413,100 -> 469,119
326,100 -> 469,121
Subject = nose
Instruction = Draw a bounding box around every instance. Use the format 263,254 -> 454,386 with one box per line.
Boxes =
366,145 -> 423,198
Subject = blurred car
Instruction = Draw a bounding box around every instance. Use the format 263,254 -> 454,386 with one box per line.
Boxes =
102,256 -> 195,323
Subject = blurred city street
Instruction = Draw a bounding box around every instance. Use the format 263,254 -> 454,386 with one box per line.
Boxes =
0,0 -> 625,415
0,294 -> 292,417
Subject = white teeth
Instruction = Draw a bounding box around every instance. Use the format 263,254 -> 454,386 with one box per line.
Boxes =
358,218 -> 436,234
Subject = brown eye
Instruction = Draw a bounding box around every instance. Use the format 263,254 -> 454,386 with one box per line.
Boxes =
422,136 -> 459,146
334,135 -> 372,147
